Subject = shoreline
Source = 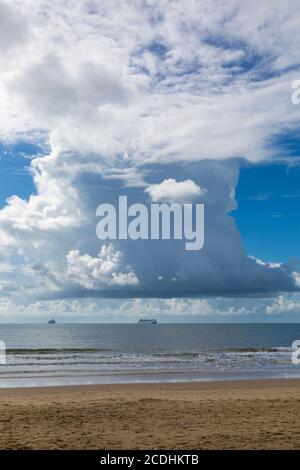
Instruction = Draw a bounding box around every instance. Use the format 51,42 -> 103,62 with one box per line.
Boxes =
0,378 -> 300,449
1,369 -> 300,389
0,376 -> 300,394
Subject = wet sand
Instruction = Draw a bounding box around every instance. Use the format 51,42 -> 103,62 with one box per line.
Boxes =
0,379 -> 299,449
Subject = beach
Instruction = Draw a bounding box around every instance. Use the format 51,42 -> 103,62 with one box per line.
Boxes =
0,379 -> 299,450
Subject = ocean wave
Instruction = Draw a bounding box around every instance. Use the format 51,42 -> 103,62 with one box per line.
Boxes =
217,347 -> 292,353
5,348 -> 112,355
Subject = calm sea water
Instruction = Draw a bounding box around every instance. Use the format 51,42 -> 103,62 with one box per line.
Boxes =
0,323 -> 299,387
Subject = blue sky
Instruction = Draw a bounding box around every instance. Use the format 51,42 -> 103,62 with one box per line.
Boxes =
0,142 -> 39,207
235,162 -> 300,264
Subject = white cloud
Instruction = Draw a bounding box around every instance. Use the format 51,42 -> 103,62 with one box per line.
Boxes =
266,295 -> 300,315
65,245 -> 139,289
0,296 -> 256,322
146,178 -> 206,203
162,298 -> 253,317
0,292 -> 299,322
0,1 -> 28,51
0,0 -> 300,162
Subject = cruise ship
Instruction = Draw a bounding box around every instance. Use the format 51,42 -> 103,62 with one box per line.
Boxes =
138,318 -> 157,325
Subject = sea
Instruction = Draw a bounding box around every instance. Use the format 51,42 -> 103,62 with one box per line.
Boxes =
0,323 -> 299,387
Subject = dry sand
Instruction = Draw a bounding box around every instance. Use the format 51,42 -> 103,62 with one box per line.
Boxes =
0,379 -> 300,450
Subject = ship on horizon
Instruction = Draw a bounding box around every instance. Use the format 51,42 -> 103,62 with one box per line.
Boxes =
48,319 -> 56,324
138,318 -> 157,325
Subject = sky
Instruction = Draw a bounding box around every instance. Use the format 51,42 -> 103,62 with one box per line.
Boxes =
0,0 -> 300,322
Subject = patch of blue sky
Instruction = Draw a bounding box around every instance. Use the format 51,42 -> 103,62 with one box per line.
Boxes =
203,34 -> 282,82
267,131 -> 300,160
233,161 -> 300,264
0,141 -> 41,207
147,41 -> 169,58
203,34 -> 250,57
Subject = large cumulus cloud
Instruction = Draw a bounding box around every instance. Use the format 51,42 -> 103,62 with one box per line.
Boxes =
0,157 -> 297,301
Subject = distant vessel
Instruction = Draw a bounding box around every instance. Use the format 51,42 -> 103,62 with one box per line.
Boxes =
138,319 -> 157,325
48,319 -> 56,324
